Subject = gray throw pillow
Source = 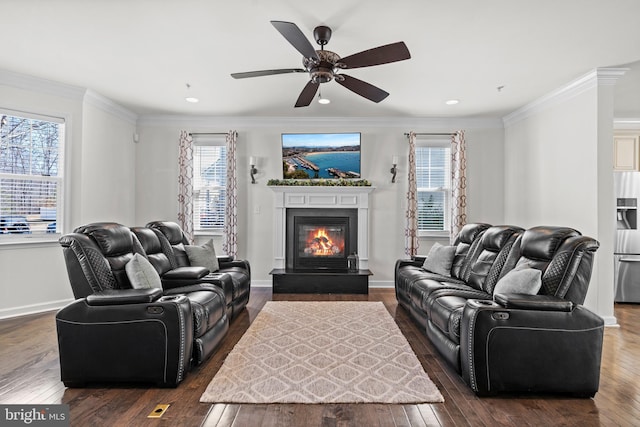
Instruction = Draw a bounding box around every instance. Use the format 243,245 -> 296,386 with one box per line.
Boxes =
125,253 -> 163,290
493,267 -> 542,298
422,242 -> 456,277
184,239 -> 219,273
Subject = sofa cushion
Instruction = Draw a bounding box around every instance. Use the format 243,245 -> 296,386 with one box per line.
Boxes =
451,223 -> 491,279
125,253 -> 163,290
185,239 -> 219,273
80,223 -> 133,256
428,295 -> 469,343
185,288 -> 226,337
131,227 -> 175,275
411,279 -> 470,312
493,266 -> 542,298
520,226 -> 580,261
464,226 -> 523,292
423,243 -> 456,277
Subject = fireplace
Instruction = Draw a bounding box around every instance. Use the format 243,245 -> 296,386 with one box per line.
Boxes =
286,208 -> 358,270
269,186 -> 374,293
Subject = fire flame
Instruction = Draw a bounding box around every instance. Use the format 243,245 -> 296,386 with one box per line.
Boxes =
305,227 -> 343,256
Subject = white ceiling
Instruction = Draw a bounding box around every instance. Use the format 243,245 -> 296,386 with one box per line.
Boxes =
1,0 -> 639,118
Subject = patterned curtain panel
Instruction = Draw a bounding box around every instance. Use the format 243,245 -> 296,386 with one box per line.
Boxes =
450,130 -> 467,242
405,131 -> 419,257
223,130 -> 238,258
178,130 -> 194,244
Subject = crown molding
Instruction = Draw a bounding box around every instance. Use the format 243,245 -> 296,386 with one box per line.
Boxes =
83,89 -> 138,125
614,118 -> 640,131
136,114 -> 503,131
503,68 -> 629,128
0,68 -> 85,100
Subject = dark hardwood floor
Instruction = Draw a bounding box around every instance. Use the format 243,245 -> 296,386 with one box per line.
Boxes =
1,288 -> 639,426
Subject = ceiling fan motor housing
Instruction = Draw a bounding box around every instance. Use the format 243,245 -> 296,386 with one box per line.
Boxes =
313,25 -> 332,46
304,50 -> 340,83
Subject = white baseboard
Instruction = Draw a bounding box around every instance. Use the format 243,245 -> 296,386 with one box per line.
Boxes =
0,298 -> 73,320
251,280 -> 395,289
251,280 -> 273,288
602,316 -> 618,327
369,281 -> 394,289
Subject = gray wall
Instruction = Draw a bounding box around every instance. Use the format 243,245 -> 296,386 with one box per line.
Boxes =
3,66 -> 622,321
134,117 -> 505,286
0,75 -> 137,318
503,69 -> 618,323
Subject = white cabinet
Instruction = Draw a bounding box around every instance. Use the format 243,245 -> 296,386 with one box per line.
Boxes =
614,135 -> 639,171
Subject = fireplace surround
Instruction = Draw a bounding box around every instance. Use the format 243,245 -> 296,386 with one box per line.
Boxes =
270,185 -> 374,270
269,185 -> 374,293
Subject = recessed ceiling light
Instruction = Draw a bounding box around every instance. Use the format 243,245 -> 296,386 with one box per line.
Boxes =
445,99 -> 459,105
185,97 -> 199,103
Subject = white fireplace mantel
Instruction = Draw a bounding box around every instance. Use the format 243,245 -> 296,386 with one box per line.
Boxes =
269,186 -> 375,270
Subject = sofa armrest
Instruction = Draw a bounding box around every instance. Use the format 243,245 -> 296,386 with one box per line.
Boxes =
217,255 -> 234,263
493,293 -> 573,312
162,266 -> 209,280
218,259 -> 250,272
396,258 -> 424,270
163,283 -> 226,300
460,300 -> 604,396
56,296 -> 193,387
86,288 -> 163,306
161,266 -> 210,289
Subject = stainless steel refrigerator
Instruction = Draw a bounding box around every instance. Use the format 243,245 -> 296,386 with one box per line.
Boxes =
614,172 -> 640,302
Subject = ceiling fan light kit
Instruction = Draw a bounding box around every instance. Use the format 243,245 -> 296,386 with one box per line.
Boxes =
231,20 -> 411,108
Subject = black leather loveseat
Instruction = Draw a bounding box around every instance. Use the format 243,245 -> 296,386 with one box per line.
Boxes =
395,224 -> 603,396
56,222 -> 250,387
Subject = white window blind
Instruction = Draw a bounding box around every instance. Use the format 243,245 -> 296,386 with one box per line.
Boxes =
192,142 -> 226,232
416,145 -> 451,233
0,111 -> 64,239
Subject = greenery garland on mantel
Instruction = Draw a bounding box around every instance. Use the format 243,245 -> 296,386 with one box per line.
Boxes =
267,178 -> 372,187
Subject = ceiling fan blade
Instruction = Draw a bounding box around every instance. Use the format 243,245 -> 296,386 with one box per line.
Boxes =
339,42 -> 411,69
336,74 -> 389,103
231,69 -> 306,79
271,21 -> 319,61
295,80 -> 319,107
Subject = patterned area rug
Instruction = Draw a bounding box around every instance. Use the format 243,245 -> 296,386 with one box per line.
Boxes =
200,301 -> 444,404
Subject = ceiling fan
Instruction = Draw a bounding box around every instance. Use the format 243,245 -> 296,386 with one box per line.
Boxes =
231,21 -> 411,107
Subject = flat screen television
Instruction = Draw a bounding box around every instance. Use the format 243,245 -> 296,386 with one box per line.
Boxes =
281,132 -> 361,179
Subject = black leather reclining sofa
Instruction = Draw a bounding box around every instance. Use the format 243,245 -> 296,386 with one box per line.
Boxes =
56,221 -> 251,387
395,223 -> 603,396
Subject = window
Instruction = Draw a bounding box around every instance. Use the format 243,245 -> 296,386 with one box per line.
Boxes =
0,111 -> 65,240
416,144 -> 451,234
192,142 -> 226,233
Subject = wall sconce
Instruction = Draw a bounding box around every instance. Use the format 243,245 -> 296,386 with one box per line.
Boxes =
249,157 -> 258,184
390,155 -> 398,183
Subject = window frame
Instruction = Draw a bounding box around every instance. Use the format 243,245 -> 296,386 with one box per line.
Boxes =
0,108 -> 67,245
415,138 -> 451,238
191,136 -> 227,236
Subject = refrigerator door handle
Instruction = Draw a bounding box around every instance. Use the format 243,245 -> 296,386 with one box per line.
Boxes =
619,258 -> 640,262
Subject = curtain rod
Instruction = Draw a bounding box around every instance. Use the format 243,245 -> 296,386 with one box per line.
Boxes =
404,132 -> 458,137
189,132 -> 229,136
